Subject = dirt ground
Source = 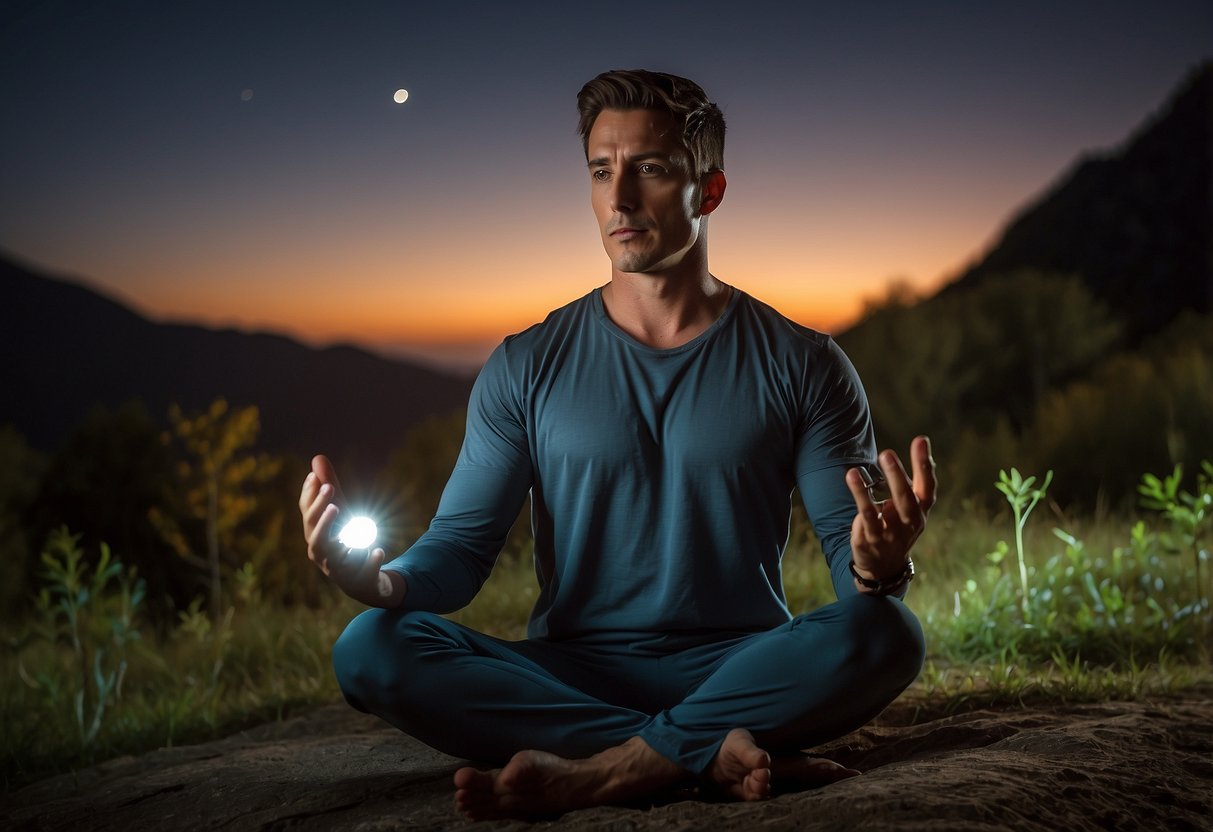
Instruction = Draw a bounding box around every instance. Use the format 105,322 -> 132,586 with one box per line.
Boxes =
4,693 -> 1212,831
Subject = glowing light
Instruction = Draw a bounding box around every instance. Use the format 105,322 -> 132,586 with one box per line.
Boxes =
337,515 -> 378,549
393,89 -> 409,104
240,89 -> 254,102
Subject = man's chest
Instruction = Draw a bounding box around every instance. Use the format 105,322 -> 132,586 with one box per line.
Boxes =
527,349 -> 799,479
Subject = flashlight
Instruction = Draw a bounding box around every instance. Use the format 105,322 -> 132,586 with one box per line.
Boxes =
333,513 -> 378,550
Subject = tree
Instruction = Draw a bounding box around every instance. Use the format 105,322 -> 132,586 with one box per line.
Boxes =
840,270 -> 1122,459
0,425 -> 45,616
27,402 -> 180,624
149,398 -> 282,619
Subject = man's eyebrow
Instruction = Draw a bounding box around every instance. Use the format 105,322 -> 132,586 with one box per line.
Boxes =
586,151 -> 676,168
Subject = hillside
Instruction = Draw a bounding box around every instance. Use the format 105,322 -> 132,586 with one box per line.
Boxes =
0,253 -> 474,474
939,60 -> 1213,339
833,63 -> 1213,505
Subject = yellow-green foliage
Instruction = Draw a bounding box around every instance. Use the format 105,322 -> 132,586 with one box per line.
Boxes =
149,398 -> 284,620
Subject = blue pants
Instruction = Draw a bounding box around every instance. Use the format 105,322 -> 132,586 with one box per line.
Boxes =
332,593 -> 924,774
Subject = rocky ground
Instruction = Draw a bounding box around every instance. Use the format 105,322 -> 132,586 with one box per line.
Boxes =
4,693 -> 1212,831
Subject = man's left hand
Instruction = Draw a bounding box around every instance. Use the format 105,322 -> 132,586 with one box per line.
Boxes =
846,435 -> 937,585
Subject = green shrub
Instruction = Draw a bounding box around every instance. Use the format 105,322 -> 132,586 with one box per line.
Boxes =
925,473 -> 1208,666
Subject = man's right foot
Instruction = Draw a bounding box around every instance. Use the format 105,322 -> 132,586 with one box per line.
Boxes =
705,728 -> 860,800
705,728 -> 774,800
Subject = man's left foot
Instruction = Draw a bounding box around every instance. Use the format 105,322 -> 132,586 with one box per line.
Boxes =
453,737 -> 685,820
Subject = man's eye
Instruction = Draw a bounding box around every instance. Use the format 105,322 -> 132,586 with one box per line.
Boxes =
592,169 -> 611,181
638,164 -> 664,175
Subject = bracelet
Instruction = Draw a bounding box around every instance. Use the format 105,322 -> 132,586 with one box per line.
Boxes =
849,558 -> 915,595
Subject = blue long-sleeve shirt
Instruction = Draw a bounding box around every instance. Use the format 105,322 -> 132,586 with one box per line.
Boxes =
383,287 -> 878,639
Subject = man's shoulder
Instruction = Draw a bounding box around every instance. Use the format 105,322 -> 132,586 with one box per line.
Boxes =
500,289 -> 599,352
734,290 -> 833,353
476,288 -> 600,383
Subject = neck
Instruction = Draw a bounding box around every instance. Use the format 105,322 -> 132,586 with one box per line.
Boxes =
602,258 -> 731,349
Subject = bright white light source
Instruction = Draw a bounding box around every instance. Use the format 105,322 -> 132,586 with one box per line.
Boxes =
393,88 -> 409,104
337,516 -> 377,549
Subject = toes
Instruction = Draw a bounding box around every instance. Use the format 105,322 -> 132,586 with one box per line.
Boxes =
743,767 -> 773,801
453,766 -> 497,791
723,728 -> 772,770
455,786 -> 506,822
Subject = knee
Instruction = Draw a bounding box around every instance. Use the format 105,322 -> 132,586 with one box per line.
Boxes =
331,608 -> 443,709
331,608 -> 385,709
840,593 -> 926,688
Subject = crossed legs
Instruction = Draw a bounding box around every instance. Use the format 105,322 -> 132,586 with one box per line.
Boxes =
332,593 -> 924,817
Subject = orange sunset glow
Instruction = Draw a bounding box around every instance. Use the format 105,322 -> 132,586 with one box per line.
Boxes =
3,4 -> 1209,371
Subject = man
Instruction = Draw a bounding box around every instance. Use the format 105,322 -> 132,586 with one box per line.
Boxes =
300,69 -> 936,820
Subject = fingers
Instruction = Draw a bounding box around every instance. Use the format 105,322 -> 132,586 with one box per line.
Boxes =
305,502 -> 342,574
313,500 -> 340,542
300,455 -> 346,514
302,482 -> 338,536
312,454 -> 346,502
911,435 -> 938,514
300,454 -> 347,572
298,470 -> 318,515
849,437 -> 937,580
878,449 -> 922,530
845,467 -> 883,540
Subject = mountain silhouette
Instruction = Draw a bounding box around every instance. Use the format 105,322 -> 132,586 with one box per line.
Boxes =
939,60 -> 1213,339
0,253 -> 474,475
6,63 -> 1209,475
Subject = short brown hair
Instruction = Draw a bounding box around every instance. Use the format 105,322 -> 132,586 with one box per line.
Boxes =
576,69 -> 725,175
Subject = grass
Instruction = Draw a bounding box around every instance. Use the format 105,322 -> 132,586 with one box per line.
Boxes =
1,597 -> 356,792
3,506 -> 1210,795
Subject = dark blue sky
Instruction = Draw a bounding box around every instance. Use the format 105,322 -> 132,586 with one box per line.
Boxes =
2,1 -> 1209,368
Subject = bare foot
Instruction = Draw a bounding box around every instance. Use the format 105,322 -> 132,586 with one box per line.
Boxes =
453,737 -> 686,820
705,729 -> 861,800
705,728 -> 774,800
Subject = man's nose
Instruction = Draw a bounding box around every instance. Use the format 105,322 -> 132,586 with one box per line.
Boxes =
609,173 -> 637,213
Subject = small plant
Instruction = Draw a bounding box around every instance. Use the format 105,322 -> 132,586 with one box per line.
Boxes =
995,468 -> 1054,617
26,527 -> 145,748
933,468 -> 1207,667
1137,461 -> 1212,621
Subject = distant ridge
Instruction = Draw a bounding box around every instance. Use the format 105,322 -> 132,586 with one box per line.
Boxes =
938,60 -> 1213,339
0,253 -> 474,474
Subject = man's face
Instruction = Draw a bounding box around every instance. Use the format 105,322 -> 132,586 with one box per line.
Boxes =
586,108 -> 704,276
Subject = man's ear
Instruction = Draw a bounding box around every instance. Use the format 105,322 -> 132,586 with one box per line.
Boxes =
698,169 -> 727,215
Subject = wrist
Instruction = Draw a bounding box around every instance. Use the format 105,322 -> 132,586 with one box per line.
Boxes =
850,557 -> 915,596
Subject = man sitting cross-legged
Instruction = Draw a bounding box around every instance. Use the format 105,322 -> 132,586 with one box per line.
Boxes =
299,68 -> 936,820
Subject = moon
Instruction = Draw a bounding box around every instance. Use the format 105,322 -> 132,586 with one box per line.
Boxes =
393,89 -> 409,104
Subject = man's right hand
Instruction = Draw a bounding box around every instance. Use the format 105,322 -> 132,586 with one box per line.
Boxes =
299,454 -> 405,608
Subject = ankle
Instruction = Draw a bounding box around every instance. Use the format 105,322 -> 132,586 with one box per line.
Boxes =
593,738 -> 685,797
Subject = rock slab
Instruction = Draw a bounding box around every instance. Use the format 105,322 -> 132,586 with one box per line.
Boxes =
3,696 -> 1211,831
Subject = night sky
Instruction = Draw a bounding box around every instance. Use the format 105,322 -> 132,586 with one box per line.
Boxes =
2,1 -> 1210,370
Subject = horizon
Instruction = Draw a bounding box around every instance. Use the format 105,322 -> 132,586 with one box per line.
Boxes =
2,2 -> 1210,372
